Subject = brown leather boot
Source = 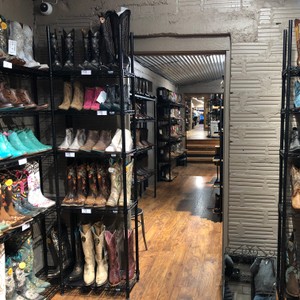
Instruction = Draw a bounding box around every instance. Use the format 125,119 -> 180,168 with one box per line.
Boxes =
58,82 -> 72,110
70,81 -> 84,111
62,165 -> 77,206
121,229 -> 136,281
16,89 -> 37,109
85,163 -> 98,206
80,130 -> 99,152
119,159 -> 133,207
295,19 -> 300,66
104,230 -> 121,286
74,164 -> 87,206
290,165 -> 300,210
136,129 -> 144,149
94,164 -> 107,207
92,130 -> 112,152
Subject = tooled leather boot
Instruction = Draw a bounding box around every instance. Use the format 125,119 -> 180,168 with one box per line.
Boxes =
49,30 -> 62,70
74,164 -> 87,206
291,164 -> 300,210
92,222 -> 108,286
78,29 -> 92,70
62,165 -> 77,206
85,163 -> 98,206
58,82 -> 72,110
104,230 -> 121,286
70,81 -> 84,111
80,223 -> 96,286
94,163 -> 108,207
92,130 -> 112,152
106,161 -> 122,207
121,229 -> 136,281
119,159 -> 133,207
62,29 -> 75,70
89,28 -> 100,70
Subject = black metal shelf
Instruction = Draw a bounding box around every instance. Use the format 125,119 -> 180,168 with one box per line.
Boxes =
133,92 -> 156,102
157,100 -> 184,108
54,109 -> 134,116
0,108 -> 50,116
52,68 -> 134,78
56,149 -> 136,158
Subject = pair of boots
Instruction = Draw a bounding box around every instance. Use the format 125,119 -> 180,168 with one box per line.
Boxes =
58,81 -> 84,111
62,162 -> 110,207
106,159 -> 134,207
135,128 -> 152,150
104,229 -> 136,286
80,222 -> 108,286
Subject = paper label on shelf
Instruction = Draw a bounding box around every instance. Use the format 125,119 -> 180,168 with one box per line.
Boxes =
22,223 -> 30,231
8,40 -> 17,56
81,70 -> 91,75
108,167 -> 115,173
3,61 -> 12,69
65,152 -> 75,158
110,154 -> 116,157
96,90 -> 107,104
159,129 -> 163,135
97,110 -> 107,116
109,111 -> 115,115
112,210 -> 118,214
18,158 -> 27,165
107,70 -> 114,75
81,208 -> 92,214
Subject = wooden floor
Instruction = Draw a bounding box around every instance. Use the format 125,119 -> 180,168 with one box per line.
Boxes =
53,163 -> 223,300
186,124 -> 210,140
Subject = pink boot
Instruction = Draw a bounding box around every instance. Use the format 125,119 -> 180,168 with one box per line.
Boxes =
83,87 -> 95,110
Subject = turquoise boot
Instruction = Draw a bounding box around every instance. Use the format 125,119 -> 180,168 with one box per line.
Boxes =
25,129 -> 52,151
17,131 -> 42,153
2,133 -> 25,158
0,134 -> 12,160
7,131 -> 32,154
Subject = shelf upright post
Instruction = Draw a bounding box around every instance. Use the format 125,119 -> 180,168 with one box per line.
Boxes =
46,25 -> 64,294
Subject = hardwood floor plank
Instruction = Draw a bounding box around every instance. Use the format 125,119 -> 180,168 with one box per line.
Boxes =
52,163 -> 222,300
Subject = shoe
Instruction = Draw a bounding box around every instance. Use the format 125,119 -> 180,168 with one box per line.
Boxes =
106,162 -> 122,207
68,129 -> 86,151
7,131 -> 32,155
62,29 -> 75,70
62,165 -> 77,206
89,29 -> 100,70
121,229 -> 136,281
94,163 -> 109,207
49,30 -> 62,70
58,128 -> 74,150
290,127 -> 300,152
17,130 -> 44,153
105,129 -> 121,152
24,129 -> 52,151
90,87 -> 103,111
84,163 -> 98,206
119,159 -> 133,207
0,133 -> 12,160
92,130 -> 111,152
80,130 -> 99,152
70,81 -> 84,110
58,82 -> 72,110
74,164 -> 87,206
78,29 -> 92,70
115,129 -> 133,152
9,21 -> 26,65
15,89 -> 37,109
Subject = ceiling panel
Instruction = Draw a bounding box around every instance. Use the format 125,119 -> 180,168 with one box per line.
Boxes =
135,54 -> 225,86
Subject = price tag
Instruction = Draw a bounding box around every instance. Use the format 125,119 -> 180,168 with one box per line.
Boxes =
65,152 -> 75,158
109,111 -> 115,115
108,167 -> 115,173
108,70 -> 114,75
81,70 -> 92,75
159,129 -> 163,135
111,154 -> 116,157
81,208 -> 92,214
112,210 -> 118,214
18,158 -> 27,165
8,39 -> 17,56
97,110 -> 107,116
22,223 -> 30,231
3,61 -> 12,69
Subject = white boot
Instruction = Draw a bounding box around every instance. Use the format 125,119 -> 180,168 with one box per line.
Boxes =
69,129 -> 86,151
9,21 -> 26,61
105,129 -> 121,152
92,222 -> 108,287
115,129 -> 133,152
0,244 -> 5,299
22,24 -> 40,68
25,161 -> 55,208
58,128 -> 74,150
80,223 -> 96,286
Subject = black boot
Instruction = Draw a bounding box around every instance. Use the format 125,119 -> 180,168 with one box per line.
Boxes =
89,28 -> 100,70
47,222 -> 72,279
50,30 -> 62,70
78,29 -> 91,70
62,29 -> 75,70
68,226 -> 84,282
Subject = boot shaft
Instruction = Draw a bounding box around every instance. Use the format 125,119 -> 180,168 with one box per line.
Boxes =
62,29 -> 75,69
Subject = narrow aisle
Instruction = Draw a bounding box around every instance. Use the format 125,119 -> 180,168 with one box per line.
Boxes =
53,163 -> 222,300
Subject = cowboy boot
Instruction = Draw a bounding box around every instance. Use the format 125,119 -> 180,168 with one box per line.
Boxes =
62,29 -> 75,70
85,163 -> 98,206
68,129 -> 86,151
119,159 -> 133,207
58,81 -> 72,110
80,223 -> 96,286
104,230 -> 121,286
92,222 -> 108,286
136,128 -> 144,149
58,128 -> 74,150
89,28 -> 100,70
80,130 -> 99,152
92,130 -> 112,152
286,232 -> 300,297
16,89 -> 37,109
105,129 -> 121,152
83,87 -> 95,110
70,81 -> 84,111
115,129 -> 133,153
49,29 -> 62,70
0,244 -> 5,299
22,24 -> 40,68
78,29 -> 91,70
295,19 -> 300,66
0,17 -> 8,60
68,226 -> 84,282
94,163 -> 108,207
106,161 -> 122,207
291,164 -> 300,210
75,164 -> 87,206
62,165 -> 77,206
9,21 -> 26,65
121,229 -> 136,281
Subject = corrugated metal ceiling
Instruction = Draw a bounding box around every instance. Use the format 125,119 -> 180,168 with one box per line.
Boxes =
135,54 -> 225,86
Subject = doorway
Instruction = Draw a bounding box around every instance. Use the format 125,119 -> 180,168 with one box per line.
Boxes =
133,34 -> 231,298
